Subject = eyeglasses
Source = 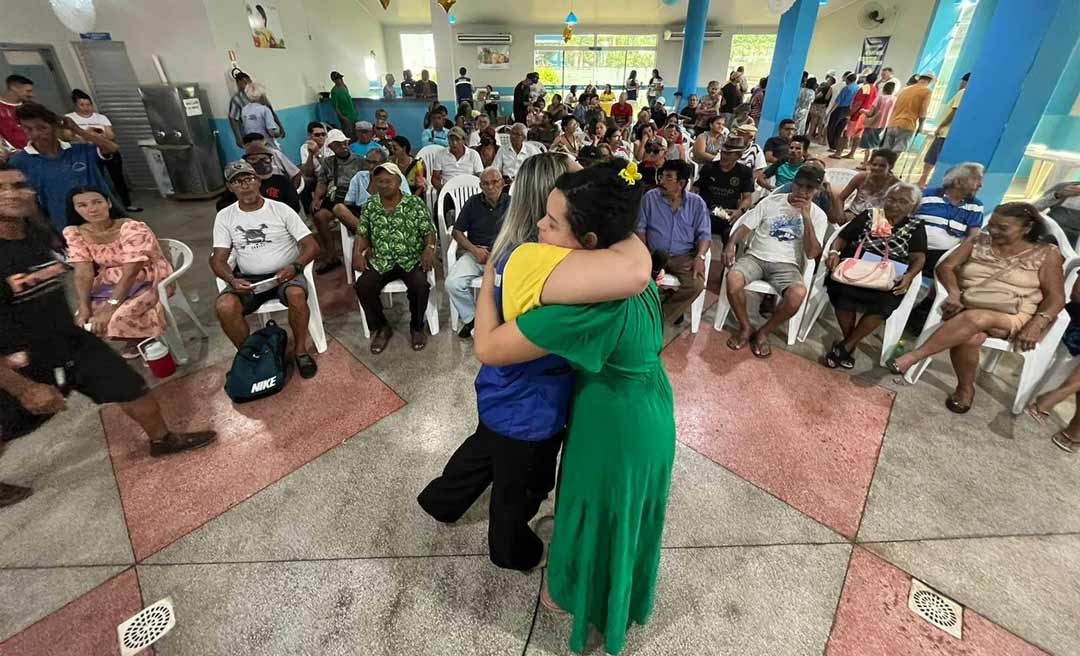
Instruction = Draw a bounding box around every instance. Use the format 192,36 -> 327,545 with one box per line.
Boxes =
230,174 -> 259,187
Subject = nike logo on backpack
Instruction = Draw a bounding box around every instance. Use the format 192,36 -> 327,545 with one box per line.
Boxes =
250,376 -> 278,393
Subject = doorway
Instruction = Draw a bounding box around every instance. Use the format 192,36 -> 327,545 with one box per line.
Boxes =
0,44 -> 71,116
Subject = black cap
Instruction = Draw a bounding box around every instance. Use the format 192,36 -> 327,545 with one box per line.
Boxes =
330,71 -> 343,80
792,166 -> 825,188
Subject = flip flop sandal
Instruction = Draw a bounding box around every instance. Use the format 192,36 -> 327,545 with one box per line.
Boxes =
1052,432 -> 1078,453
411,330 -> 427,351
295,354 -> 318,379
540,581 -> 567,615
823,341 -> 843,369
884,357 -> 905,375
726,335 -> 749,351
750,339 -> 772,359
1025,403 -> 1052,425
150,431 -> 218,457
370,329 -> 392,354
945,395 -> 972,414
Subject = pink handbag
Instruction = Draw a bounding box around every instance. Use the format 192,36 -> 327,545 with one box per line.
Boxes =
831,238 -> 896,290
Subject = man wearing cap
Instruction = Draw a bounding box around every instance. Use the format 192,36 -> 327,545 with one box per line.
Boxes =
447,167 -> 509,338
722,166 -> 827,359
432,127 -> 484,191
216,142 -> 302,213
212,161 -> 321,379
693,136 -> 754,243
883,72 -> 933,153
329,71 -> 359,138
731,124 -> 770,190
349,121 -> 385,158
301,128 -> 365,273
636,159 -> 711,325
333,148 -> 410,232
353,162 -> 437,353
492,123 -> 541,182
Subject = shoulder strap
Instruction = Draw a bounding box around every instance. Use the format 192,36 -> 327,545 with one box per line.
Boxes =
963,238 -> 1038,291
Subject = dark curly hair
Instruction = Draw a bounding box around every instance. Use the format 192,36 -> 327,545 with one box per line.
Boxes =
14,101 -> 61,125
553,158 -> 643,249
994,201 -> 1049,243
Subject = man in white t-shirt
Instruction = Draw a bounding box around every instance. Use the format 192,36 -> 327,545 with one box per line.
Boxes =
492,123 -> 542,181
431,127 -> 483,190
65,89 -> 143,212
211,161 -> 321,378
728,123 -> 770,190
722,166 -> 827,358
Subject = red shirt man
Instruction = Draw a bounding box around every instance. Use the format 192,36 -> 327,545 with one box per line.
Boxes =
610,93 -> 634,129
0,75 -> 35,151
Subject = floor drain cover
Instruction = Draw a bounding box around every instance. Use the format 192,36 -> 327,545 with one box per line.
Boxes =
117,597 -> 176,656
908,579 -> 963,639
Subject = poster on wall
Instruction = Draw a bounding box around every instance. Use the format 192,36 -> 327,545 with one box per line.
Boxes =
477,46 -> 511,70
856,36 -> 890,76
247,3 -> 286,49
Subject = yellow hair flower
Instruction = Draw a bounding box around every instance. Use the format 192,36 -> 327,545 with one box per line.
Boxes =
619,161 -> 643,186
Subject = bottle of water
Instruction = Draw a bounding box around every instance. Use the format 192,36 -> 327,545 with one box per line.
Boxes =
890,340 -> 906,360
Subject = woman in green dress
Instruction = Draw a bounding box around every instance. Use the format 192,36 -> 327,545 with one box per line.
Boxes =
474,160 -> 677,655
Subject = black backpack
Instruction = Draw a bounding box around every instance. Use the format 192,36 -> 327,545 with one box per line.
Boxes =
224,320 -> 289,402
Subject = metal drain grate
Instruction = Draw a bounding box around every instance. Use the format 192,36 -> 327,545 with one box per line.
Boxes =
117,597 -> 176,656
908,579 -> 963,639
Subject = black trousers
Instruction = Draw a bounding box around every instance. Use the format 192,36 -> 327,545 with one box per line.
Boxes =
353,264 -> 429,332
417,421 -> 564,571
826,106 -> 851,151
102,151 -> 132,207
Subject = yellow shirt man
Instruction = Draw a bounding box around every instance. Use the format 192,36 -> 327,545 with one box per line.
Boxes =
887,82 -> 932,132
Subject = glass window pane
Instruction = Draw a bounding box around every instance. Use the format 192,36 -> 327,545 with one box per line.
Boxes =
597,50 -> 627,88
400,33 -> 437,82
535,50 -> 564,89
624,50 -> 656,79
566,33 -> 596,48
729,34 -> 777,85
534,34 -> 563,46
626,34 -> 657,47
564,50 -> 599,87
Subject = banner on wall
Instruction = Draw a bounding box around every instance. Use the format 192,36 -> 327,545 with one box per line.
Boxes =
246,3 -> 286,49
857,36 -> 890,76
477,46 -> 511,70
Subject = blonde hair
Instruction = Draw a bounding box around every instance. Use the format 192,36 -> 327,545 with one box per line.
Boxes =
490,152 -> 572,264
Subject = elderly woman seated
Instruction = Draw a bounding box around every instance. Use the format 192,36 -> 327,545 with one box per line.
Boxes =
63,186 -> 175,358
888,202 -> 1065,413
823,182 -> 926,369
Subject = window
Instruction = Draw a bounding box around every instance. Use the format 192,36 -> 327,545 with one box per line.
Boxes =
924,2 -> 977,121
729,34 -> 777,85
400,33 -> 437,82
533,33 -> 657,94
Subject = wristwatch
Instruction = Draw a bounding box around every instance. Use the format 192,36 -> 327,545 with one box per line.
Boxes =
106,298 -> 121,307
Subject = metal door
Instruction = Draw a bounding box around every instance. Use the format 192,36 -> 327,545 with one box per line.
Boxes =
71,41 -> 156,190
0,45 -> 70,115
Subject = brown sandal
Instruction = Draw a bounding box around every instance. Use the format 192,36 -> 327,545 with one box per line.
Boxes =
1052,432 -> 1078,453
150,431 -> 217,457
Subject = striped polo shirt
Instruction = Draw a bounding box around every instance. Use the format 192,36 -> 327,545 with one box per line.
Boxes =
915,187 -> 985,251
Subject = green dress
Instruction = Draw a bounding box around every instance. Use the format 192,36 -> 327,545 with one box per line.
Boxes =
517,283 -> 676,655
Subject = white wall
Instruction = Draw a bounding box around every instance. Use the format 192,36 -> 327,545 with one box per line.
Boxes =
383,22 -> 777,93
805,0 -> 936,80
0,0 -> 387,118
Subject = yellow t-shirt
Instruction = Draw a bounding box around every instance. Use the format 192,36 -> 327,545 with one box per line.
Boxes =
936,88 -> 965,138
888,84 -> 932,132
500,242 -> 573,321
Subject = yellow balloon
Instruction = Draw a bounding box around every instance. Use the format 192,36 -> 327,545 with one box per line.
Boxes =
437,0 -> 456,13
379,0 -> 390,8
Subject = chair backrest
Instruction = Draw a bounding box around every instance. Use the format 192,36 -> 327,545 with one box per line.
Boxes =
436,174 -> 482,239
158,238 -> 193,275
824,167 -> 857,191
416,145 -> 445,178
1039,210 -> 1078,260
525,140 -> 547,152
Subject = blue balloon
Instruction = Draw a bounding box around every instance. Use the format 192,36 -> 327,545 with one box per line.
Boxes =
661,0 -> 680,6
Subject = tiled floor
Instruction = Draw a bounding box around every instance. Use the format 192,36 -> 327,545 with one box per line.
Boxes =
1,191 -> 1076,655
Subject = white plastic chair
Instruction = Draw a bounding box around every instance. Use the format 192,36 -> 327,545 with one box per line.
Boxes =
824,167 -> 858,192
659,249 -> 711,333
417,144 -> 446,214
796,233 -> 928,366
339,229 -> 441,339
340,222 -> 356,285
1040,210 -> 1078,260
905,251 -> 1078,414
713,216 -> 839,346
436,175 -> 482,262
214,259 -> 328,354
447,239 -> 484,332
157,238 -> 208,364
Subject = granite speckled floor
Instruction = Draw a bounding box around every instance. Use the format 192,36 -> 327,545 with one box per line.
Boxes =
1,193 -> 1076,655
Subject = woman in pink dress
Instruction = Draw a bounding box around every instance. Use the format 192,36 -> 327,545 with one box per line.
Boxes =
63,186 -> 174,357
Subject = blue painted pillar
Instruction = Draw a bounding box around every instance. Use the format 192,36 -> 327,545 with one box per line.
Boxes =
940,0 -> 998,106
676,0 -> 710,105
756,0 -> 819,144
932,0 -> 1080,206
913,0 -> 964,79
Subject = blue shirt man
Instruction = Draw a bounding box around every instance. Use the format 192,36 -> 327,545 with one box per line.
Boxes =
635,159 -> 712,323
834,80 -> 860,109
915,185 -> 985,255
12,141 -> 113,231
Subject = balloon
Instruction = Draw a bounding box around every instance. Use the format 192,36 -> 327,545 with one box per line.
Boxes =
563,25 -> 573,44
437,0 -> 456,13
49,0 -> 96,33
379,0 -> 390,9
661,0 -> 680,6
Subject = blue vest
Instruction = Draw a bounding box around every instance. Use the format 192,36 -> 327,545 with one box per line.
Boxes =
474,250 -> 574,441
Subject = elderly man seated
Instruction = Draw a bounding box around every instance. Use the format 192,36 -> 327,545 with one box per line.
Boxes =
722,166 -> 827,358
432,127 -> 484,190
212,161 -> 321,378
349,121 -> 385,158
636,159 -> 711,325
332,148 -> 410,233
302,128 -> 365,273
492,123 -> 542,182
353,162 -> 438,354
447,168 -> 509,338
216,142 -> 302,213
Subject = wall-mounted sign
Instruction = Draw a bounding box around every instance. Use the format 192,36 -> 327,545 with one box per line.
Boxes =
79,32 -> 112,41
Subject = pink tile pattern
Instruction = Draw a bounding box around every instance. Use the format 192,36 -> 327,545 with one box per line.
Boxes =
0,569 -> 146,656
662,328 -> 893,537
100,339 -> 404,560
827,548 -> 1049,655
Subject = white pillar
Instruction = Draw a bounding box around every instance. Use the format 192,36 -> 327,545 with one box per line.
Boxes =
429,0 -> 455,105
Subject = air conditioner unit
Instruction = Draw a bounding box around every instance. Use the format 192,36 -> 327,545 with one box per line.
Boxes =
456,33 -> 513,45
664,29 -> 723,41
